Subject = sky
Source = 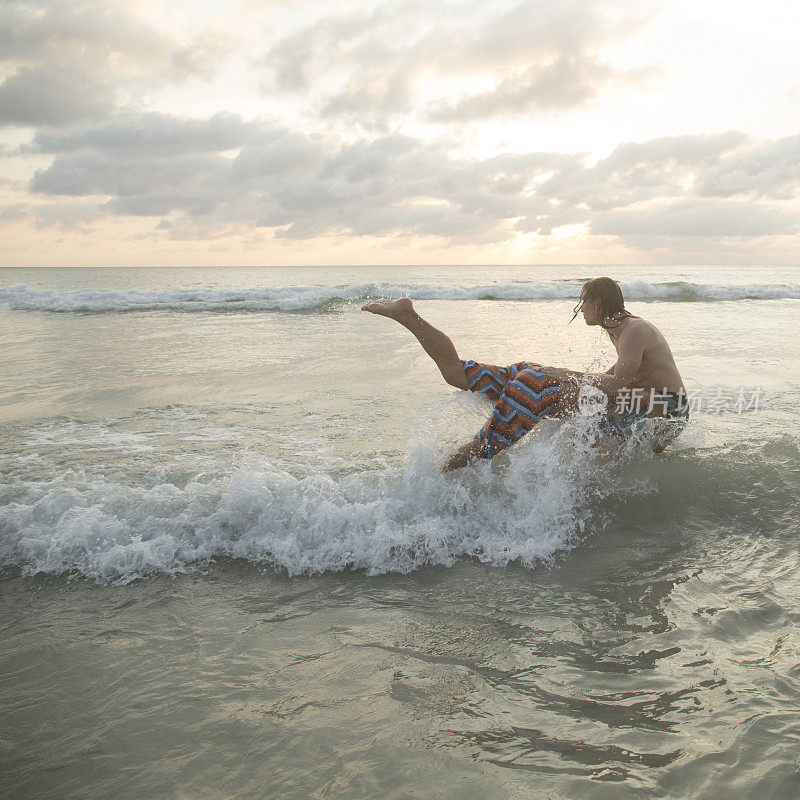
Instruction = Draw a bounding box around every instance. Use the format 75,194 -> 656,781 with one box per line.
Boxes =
1,0 -> 800,267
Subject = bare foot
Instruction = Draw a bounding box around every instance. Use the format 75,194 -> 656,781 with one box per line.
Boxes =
361,297 -> 415,320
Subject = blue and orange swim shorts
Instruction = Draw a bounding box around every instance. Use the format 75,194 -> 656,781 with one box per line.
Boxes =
463,360 -> 562,458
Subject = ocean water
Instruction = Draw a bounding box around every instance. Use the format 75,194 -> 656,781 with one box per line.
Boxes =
1,265 -> 799,799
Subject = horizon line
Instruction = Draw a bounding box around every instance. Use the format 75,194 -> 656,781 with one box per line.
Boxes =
0,262 -> 800,269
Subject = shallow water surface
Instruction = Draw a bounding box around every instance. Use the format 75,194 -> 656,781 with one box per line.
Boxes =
1,265 -> 799,798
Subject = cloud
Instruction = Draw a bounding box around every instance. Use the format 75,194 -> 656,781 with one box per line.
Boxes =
696,134 -> 800,200
591,198 -> 797,237
0,66 -> 115,126
0,1 -> 236,128
0,0 -> 175,73
33,201 -> 105,230
20,109 -> 800,249
535,132 -> 748,211
426,57 -> 654,122
29,112 -> 265,156
0,203 -> 33,222
25,115 -> 562,242
231,129 -> 329,180
260,0 -> 658,127
31,150 -> 230,209
171,32 -> 238,81
260,1 -> 421,93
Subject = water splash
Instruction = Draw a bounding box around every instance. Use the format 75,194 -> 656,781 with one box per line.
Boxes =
0,397 -> 653,583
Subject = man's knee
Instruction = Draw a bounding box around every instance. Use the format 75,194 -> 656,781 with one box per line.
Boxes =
443,364 -> 468,390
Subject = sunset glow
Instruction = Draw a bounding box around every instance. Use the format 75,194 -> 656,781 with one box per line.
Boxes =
2,0 -> 800,266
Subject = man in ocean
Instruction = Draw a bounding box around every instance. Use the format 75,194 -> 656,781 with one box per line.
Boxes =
362,277 -> 688,470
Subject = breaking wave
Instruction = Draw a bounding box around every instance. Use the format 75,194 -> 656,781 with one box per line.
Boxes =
1,395 -> 797,584
0,400 -> 654,583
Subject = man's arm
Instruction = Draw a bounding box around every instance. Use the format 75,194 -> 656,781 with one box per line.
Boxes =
604,361 -> 617,375
443,438 -> 485,472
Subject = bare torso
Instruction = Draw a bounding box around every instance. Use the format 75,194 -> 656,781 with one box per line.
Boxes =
604,316 -> 684,395
533,316 -> 685,416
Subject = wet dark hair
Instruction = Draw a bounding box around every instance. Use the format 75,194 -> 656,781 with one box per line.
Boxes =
571,277 -> 636,332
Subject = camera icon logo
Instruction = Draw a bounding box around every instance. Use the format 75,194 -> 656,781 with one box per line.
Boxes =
577,385 -> 608,416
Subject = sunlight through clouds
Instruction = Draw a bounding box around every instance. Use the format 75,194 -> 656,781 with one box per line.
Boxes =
1,0 -> 799,265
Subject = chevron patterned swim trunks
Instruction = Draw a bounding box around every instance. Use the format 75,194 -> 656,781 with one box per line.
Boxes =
463,360 -> 562,458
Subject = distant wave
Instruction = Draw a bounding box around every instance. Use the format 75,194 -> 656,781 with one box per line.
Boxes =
1,280 -> 799,313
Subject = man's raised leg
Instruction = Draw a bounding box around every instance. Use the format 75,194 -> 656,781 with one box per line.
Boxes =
361,298 -> 468,389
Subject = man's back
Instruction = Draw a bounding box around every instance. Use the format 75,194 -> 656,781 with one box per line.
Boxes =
608,316 -> 684,396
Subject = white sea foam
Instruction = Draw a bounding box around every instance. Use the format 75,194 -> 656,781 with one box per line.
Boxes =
1,280 -> 799,313
3,397 -> 796,584
0,400 -> 647,583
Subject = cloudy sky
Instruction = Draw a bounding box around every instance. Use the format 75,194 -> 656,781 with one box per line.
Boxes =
2,0 -> 799,266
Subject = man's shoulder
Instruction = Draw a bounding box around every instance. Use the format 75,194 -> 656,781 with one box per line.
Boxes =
622,317 -> 669,354
619,317 -> 648,340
